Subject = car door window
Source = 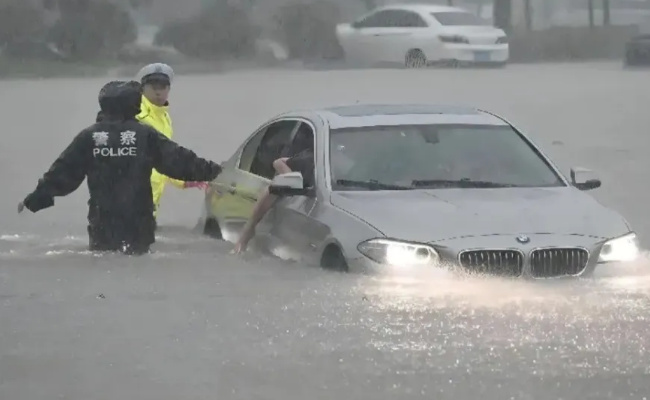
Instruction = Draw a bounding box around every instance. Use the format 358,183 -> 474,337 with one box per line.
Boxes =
431,11 -> 486,26
354,10 -> 398,28
239,128 -> 266,172
397,11 -> 428,27
239,120 -> 298,179
355,10 -> 427,28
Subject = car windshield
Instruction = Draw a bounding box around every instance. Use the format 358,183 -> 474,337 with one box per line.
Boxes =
329,124 -> 565,191
432,11 -> 487,26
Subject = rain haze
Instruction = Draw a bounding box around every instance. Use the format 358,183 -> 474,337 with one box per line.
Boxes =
2,0 -> 650,399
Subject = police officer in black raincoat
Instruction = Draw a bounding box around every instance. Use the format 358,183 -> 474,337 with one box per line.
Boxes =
18,81 -> 223,255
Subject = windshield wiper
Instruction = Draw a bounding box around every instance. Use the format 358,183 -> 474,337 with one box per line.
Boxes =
336,179 -> 413,191
411,179 -> 520,188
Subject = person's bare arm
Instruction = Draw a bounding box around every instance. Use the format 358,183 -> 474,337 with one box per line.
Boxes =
232,156 -> 293,254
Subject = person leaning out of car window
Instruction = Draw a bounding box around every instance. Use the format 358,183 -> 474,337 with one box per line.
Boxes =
135,63 -> 209,224
232,126 -> 315,254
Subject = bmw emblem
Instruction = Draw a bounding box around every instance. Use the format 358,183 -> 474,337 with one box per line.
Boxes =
516,235 -> 530,244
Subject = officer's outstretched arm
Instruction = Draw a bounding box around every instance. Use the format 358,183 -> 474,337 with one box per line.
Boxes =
149,129 -> 222,182
22,132 -> 89,213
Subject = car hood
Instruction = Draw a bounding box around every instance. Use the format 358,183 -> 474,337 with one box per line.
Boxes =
329,187 -> 629,242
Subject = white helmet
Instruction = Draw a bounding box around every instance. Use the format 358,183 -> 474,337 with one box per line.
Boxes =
136,63 -> 174,85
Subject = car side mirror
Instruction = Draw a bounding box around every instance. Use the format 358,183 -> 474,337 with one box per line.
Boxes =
570,167 -> 601,191
268,172 -> 310,196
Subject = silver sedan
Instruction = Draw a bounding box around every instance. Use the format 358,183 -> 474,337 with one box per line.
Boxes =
200,104 -> 639,278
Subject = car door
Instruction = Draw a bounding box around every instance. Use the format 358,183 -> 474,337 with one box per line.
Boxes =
263,121 -> 323,262
210,119 -> 299,234
346,10 -> 396,63
269,195 -> 320,262
369,10 -> 430,63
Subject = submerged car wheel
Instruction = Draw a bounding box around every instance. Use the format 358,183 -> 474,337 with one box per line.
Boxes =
405,49 -> 427,68
320,245 -> 349,272
203,217 -> 223,239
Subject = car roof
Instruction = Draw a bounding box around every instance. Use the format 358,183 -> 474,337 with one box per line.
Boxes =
289,103 -> 509,130
374,3 -> 467,14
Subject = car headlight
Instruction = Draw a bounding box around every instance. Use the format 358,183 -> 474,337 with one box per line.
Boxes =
598,232 -> 640,263
357,239 -> 440,266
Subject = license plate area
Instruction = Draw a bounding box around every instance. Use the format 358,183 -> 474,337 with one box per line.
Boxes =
474,50 -> 491,62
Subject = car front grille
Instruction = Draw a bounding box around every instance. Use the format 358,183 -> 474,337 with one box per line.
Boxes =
459,250 -> 523,277
530,248 -> 589,278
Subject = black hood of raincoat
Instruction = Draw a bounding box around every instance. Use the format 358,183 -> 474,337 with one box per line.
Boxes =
97,80 -> 142,121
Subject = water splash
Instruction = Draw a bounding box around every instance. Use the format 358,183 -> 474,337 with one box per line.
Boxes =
356,250 -> 650,313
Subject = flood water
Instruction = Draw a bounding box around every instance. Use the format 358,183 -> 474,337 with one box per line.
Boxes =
1,62 -> 650,399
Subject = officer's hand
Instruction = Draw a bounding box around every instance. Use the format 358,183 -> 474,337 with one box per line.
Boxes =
17,201 -> 25,214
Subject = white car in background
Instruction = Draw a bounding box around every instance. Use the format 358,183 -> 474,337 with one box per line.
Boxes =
335,4 -> 509,68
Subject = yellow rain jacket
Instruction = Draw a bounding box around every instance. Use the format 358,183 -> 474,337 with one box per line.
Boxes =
136,95 -> 184,217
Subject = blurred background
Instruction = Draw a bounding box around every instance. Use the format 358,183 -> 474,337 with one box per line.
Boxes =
0,0 -> 649,76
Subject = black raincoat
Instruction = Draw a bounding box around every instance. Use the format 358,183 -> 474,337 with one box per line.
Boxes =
22,81 -> 222,254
